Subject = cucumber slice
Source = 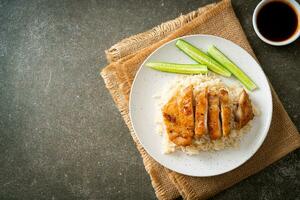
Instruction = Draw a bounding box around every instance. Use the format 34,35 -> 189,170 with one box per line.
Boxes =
175,39 -> 231,77
146,62 -> 208,74
207,45 -> 257,90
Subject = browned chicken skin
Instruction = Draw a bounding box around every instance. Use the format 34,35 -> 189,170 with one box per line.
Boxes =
208,91 -> 222,140
162,85 -> 194,146
162,85 -> 254,145
195,87 -> 208,138
235,89 -> 254,129
219,89 -> 231,136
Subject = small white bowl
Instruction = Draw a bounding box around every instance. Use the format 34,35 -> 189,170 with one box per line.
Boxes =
253,0 -> 300,46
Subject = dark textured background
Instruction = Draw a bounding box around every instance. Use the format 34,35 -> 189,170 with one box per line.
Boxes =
0,0 -> 299,199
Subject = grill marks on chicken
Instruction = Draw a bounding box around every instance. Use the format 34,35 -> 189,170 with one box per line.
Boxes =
235,90 -> 254,129
208,91 -> 222,140
219,89 -> 231,136
162,85 -> 194,146
162,85 -> 254,146
195,87 -> 208,138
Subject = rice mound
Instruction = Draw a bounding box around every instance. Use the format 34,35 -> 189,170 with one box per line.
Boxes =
153,74 -> 258,155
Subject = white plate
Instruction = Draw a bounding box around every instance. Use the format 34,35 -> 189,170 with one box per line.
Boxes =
129,35 -> 272,177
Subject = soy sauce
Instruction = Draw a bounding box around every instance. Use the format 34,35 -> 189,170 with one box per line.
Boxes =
256,1 -> 298,41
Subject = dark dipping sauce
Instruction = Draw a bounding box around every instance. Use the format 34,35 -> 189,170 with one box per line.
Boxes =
256,1 -> 298,41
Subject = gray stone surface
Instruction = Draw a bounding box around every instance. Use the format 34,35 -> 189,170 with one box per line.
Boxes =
0,0 -> 299,199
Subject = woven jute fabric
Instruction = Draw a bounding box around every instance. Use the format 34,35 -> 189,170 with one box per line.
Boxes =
100,0 -> 300,199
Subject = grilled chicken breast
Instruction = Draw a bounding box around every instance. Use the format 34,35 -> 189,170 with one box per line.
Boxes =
162,85 -> 194,146
195,87 -> 208,138
219,89 -> 231,136
162,85 -> 255,146
208,91 -> 222,140
235,89 -> 254,129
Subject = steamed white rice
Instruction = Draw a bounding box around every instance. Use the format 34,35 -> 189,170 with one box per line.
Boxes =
154,74 -> 258,155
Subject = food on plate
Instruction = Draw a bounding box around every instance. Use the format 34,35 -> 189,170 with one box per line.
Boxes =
145,62 -> 208,74
155,75 -> 257,154
175,39 -> 231,77
147,39 -> 259,154
219,89 -> 232,136
235,89 -> 254,129
194,87 -> 208,138
162,85 -> 194,146
207,45 -> 257,90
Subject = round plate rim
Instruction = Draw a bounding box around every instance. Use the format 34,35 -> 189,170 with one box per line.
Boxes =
129,34 -> 273,177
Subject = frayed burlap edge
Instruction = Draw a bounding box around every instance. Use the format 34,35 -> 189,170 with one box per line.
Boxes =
101,64 -> 180,200
105,3 -> 216,63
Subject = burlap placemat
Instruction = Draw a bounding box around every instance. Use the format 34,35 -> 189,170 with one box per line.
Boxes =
101,1 -> 300,199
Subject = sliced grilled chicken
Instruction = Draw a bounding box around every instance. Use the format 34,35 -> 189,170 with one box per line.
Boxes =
219,89 -> 231,136
208,91 -> 222,140
235,89 -> 254,129
162,85 -> 194,146
195,87 -> 208,138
